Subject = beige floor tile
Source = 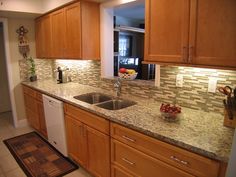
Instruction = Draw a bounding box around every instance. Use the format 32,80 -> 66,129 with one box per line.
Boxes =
11,126 -> 34,136
0,144 -> 10,158
0,131 -> 14,142
0,154 -> 19,173
5,168 -> 26,177
0,167 -> 5,176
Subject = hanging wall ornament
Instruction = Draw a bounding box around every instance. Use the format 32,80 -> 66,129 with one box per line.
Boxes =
16,26 -> 30,58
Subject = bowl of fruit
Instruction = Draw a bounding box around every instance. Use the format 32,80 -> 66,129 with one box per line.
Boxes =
118,68 -> 138,80
160,103 -> 182,122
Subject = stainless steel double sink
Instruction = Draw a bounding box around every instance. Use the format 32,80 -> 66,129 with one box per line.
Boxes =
74,92 -> 136,110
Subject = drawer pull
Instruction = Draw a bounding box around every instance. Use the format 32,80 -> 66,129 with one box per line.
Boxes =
170,156 -> 189,166
122,158 -> 135,165
122,135 -> 136,142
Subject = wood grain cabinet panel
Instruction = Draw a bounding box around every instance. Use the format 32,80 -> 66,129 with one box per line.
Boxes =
111,123 -> 220,177
189,0 -> 236,67
111,165 -> 134,177
51,9 -> 65,58
86,126 -> 110,177
64,2 -> 82,59
23,86 -> 47,138
64,104 -> 110,177
145,0 -> 236,69
145,0 -> 190,63
65,115 -> 87,167
111,139 -> 195,177
35,15 -> 52,58
37,100 -> 47,138
35,1 -> 100,60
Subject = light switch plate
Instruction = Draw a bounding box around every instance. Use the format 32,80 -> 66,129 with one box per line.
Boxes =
208,77 -> 217,93
176,74 -> 183,87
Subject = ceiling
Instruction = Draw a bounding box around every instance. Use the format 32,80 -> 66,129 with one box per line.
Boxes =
114,2 -> 145,20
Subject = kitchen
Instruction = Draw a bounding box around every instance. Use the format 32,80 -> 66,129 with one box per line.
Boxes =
0,0 -> 236,177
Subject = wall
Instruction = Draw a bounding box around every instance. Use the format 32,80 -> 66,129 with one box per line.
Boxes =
19,59 -> 236,115
0,23 -> 11,113
8,18 -> 36,121
0,0 -> 43,13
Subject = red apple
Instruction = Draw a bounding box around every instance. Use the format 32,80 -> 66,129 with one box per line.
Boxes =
119,68 -> 127,73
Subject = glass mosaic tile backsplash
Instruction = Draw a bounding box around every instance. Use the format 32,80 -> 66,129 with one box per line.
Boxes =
19,59 -> 236,114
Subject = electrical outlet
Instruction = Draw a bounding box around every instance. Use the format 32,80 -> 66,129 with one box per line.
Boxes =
208,77 -> 217,93
176,74 -> 183,87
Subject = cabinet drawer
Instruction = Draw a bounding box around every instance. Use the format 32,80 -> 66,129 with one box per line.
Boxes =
111,123 -> 220,177
111,165 -> 134,177
111,139 -> 194,177
23,86 -> 36,97
64,103 -> 109,135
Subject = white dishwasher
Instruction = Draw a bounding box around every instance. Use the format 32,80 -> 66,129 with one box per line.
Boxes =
42,94 -> 68,156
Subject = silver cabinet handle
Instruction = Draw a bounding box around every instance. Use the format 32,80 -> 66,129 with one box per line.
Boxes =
122,135 -> 136,142
170,156 -> 189,166
122,158 -> 135,165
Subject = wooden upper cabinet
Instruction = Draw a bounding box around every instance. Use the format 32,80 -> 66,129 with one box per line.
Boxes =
42,15 -> 52,58
64,2 -> 82,59
145,0 -> 236,69
35,18 -> 43,58
51,9 -> 65,58
35,1 -> 100,60
80,1 -> 100,60
35,15 -> 52,58
145,0 -> 190,64
189,0 -> 236,68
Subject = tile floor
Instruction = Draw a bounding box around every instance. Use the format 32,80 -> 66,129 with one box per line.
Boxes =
0,112 -> 92,177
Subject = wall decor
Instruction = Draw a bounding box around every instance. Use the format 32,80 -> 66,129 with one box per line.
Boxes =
16,25 -> 29,58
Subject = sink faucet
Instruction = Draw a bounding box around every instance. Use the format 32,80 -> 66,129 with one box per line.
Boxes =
114,78 -> 121,97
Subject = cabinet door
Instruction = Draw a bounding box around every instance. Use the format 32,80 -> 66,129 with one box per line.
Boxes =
65,115 -> 87,167
37,101 -> 47,138
42,15 -> 52,58
190,0 -> 236,67
51,9 -> 65,58
86,126 -> 110,177
24,94 -> 40,130
145,0 -> 190,63
35,16 -> 52,58
64,2 -> 81,58
35,18 -> 43,58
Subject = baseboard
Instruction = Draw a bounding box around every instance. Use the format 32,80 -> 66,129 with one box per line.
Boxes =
17,119 -> 29,128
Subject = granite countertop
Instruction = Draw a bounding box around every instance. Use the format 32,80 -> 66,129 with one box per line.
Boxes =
22,80 -> 235,162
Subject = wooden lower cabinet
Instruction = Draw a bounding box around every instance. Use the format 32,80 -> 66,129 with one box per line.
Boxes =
23,85 -> 47,138
24,90 -> 40,130
64,104 -> 110,177
86,126 -> 110,177
111,139 -> 194,177
111,123 -> 222,177
65,115 -> 87,167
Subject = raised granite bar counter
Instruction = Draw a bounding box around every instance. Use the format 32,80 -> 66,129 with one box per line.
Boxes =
22,80 -> 234,162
